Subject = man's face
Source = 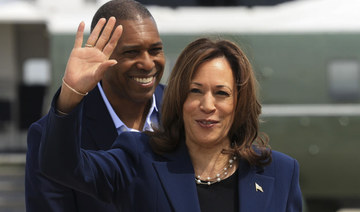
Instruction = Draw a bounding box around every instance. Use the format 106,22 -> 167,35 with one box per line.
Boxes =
103,17 -> 165,103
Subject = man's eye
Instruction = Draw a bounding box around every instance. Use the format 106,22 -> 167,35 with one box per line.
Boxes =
123,50 -> 138,55
149,48 -> 163,55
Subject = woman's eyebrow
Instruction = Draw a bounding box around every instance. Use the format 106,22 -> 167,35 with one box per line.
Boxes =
190,82 -> 202,86
216,85 -> 232,91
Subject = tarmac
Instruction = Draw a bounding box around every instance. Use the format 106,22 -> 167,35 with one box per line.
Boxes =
0,128 -> 26,212
0,161 -> 25,212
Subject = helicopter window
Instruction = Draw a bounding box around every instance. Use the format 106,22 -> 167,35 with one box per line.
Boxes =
327,59 -> 360,101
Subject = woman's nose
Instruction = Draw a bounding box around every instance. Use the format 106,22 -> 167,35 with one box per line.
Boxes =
200,94 -> 216,113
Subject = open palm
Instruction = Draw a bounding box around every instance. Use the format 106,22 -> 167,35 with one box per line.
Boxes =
63,17 -> 123,94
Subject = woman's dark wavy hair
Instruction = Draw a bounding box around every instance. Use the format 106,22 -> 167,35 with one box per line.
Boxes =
148,38 -> 271,167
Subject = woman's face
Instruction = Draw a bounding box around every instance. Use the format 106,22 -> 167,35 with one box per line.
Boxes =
183,57 -> 237,150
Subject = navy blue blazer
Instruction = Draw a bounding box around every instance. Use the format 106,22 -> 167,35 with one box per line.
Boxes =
38,97 -> 302,212
25,85 -> 164,212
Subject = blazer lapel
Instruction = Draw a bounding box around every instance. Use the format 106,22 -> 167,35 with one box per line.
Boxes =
153,142 -> 275,212
153,143 -> 201,212
83,87 -> 118,150
154,84 -> 165,114
238,160 -> 274,212
85,85 -> 164,150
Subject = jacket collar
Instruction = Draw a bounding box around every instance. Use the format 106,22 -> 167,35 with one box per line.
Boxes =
237,160 -> 275,211
83,86 -> 118,150
153,143 -> 274,211
83,85 -> 165,150
153,142 -> 201,212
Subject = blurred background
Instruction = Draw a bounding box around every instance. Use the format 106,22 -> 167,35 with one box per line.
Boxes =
1,0 -> 360,211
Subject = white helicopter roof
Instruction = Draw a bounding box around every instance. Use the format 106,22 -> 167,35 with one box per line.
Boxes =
0,0 -> 360,34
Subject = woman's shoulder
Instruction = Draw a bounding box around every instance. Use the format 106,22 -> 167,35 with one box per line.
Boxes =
271,150 -> 297,164
264,150 -> 299,177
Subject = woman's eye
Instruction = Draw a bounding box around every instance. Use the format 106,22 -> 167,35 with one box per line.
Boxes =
217,91 -> 230,96
190,88 -> 201,93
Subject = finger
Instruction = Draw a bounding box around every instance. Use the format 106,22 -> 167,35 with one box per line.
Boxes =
95,16 -> 116,50
103,25 -> 123,57
74,21 -> 85,48
86,18 -> 106,47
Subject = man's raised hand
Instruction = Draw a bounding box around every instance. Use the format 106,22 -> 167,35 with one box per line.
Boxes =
57,17 -> 123,113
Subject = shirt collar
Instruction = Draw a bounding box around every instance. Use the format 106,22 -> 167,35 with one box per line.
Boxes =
97,83 -> 159,134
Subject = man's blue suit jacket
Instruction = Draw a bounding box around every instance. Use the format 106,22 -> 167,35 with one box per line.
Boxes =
25,85 -> 164,212
38,95 -> 302,212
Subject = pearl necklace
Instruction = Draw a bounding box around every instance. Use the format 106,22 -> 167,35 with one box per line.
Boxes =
195,156 -> 237,186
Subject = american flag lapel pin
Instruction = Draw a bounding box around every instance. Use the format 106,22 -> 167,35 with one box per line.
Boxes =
255,182 -> 263,192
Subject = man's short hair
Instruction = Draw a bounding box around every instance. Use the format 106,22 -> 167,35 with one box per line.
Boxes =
91,0 -> 153,32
